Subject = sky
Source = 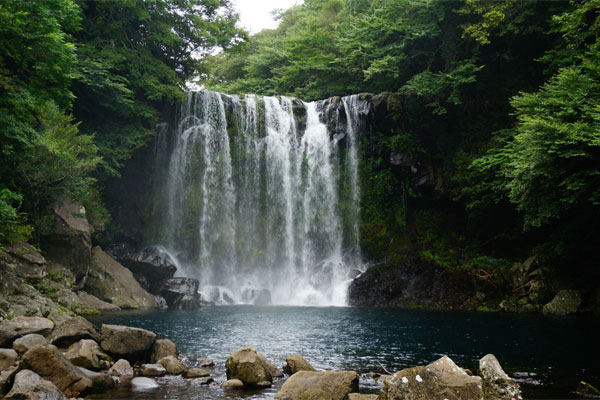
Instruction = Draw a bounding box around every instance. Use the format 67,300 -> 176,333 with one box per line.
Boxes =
233,0 -> 303,34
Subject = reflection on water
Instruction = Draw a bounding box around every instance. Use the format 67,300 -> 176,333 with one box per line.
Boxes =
88,306 -> 600,399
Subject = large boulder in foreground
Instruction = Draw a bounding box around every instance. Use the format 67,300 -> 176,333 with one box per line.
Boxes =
64,339 -> 113,371
479,354 -> 522,400
12,334 -> 48,355
100,324 -> 156,362
48,316 -> 100,348
0,348 -> 19,371
378,356 -> 483,400
21,344 -> 92,397
0,316 -> 54,347
542,289 -> 582,315
284,354 -> 316,375
4,369 -> 67,400
274,370 -> 359,400
225,346 -> 276,388
151,338 -> 177,362
160,278 -> 201,310
85,247 -> 157,309
120,249 -> 177,294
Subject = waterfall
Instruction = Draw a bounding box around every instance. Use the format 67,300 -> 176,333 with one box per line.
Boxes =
157,91 -> 366,306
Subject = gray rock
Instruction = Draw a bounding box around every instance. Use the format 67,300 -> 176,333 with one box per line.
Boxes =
192,376 -> 214,385
73,291 -> 121,312
100,324 -> 156,361
151,338 -> 177,362
542,290 -> 582,315
199,359 -> 214,367
160,278 -> 201,310
141,363 -> 166,377
76,366 -> 116,390
283,353 -> 316,375
120,249 -> 178,294
183,368 -> 210,378
157,355 -> 186,375
222,378 -> 244,389
274,370 -> 359,400
12,333 -> 48,355
49,316 -> 100,348
64,339 -> 112,371
0,316 -> 54,347
5,369 -> 67,400
378,355 -> 483,400
0,365 -> 19,395
108,359 -> 134,378
479,354 -> 522,400
348,395 -> 378,400
0,348 -> 19,371
131,376 -> 159,390
225,346 -> 276,388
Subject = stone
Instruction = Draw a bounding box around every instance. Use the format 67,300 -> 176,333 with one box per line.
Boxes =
160,278 -> 201,310
192,376 -> 214,385
157,355 -> 186,375
183,368 -> 210,378
225,346 -> 276,387
21,344 -> 92,397
199,359 -> 214,367
378,355 -> 483,400
84,247 -> 157,309
0,365 -> 19,395
0,348 -> 19,371
108,359 -> 134,378
75,291 -> 121,312
40,197 -> 92,287
100,324 -> 156,361
479,354 -> 522,400
141,363 -> 166,377
274,370 -> 359,400
64,339 -> 112,371
284,354 -> 316,375
260,352 -> 284,378
48,316 -> 100,348
120,249 -> 178,294
542,289 -> 582,315
0,316 -> 54,347
12,334 -> 48,355
347,395 -> 378,400
4,369 -> 67,400
151,338 -> 177,362
76,366 -> 116,391
131,377 -> 159,390
222,379 -> 245,389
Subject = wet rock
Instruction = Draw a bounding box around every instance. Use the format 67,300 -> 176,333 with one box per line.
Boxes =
151,338 -> 177,362
155,295 -> 168,309
100,324 -> 156,362
0,348 -> 19,371
157,355 -> 186,375
4,369 -> 67,400
40,197 -> 92,287
108,359 -> 134,378
378,355 -> 483,400
0,316 -> 54,347
64,339 -> 112,371
222,379 -> 244,389
12,334 -> 48,355
120,249 -> 178,294
131,376 -> 159,390
193,376 -> 214,385
274,370 -> 359,400
21,344 -> 92,397
225,346 -> 275,388
183,368 -> 210,378
542,289 -> 582,315
479,354 -> 522,400
160,278 -> 201,310
199,359 -> 214,367
284,354 -> 316,375
85,247 -> 157,309
49,316 -> 100,348
141,363 -> 166,377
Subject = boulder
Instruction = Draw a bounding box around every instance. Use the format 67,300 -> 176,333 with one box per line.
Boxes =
225,346 -> 275,388
0,348 -> 19,371
222,379 -> 244,389
151,338 -> 177,362
100,324 -> 156,361
4,369 -> 67,400
131,377 -> 159,390
260,352 -> 284,378
84,246 -> 157,309
378,355 -> 483,400
347,395 -> 378,400
200,359 -> 214,367
76,366 -> 116,391
0,316 -> 54,347
120,250 -> 178,294
183,368 -> 210,378
157,355 -> 186,375
48,316 -> 100,348
108,359 -> 134,378
193,376 -> 214,385
12,334 -> 48,355
160,278 -> 201,310
141,363 -> 166,377
274,370 -> 359,400
479,354 -> 522,400
21,344 -> 92,397
64,339 -> 112,371
284,354 -> 316,375
0,365 -> 19,395
542,289 -> 582,315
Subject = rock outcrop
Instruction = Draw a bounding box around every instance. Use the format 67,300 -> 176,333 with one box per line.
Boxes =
100,324 -> 156,361
479,354 -> 522,400
284,353 -> 316,375
120,249 -> 178,293
542,289 -> 582,315
160,278 -> 201,310
225,346 -> 277,388
274,370 -> 359,400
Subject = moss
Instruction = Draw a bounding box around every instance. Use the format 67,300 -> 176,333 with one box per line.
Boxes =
476,305 -> 498,312
24,276 -> 59,301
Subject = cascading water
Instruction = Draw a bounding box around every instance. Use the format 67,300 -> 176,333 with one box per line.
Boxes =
156,91 -> 366,306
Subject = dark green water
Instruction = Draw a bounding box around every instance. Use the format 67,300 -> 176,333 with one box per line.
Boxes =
89,306 -> 600,399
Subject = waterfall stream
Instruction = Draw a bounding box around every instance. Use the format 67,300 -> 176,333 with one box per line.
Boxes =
155,91 -> 366,306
